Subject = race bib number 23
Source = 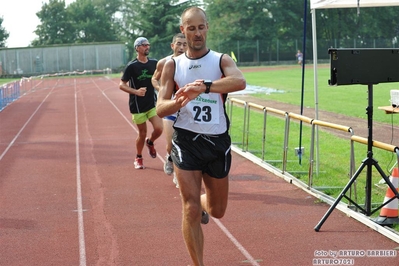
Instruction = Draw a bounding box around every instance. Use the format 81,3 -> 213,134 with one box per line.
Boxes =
189,95 -> 219,124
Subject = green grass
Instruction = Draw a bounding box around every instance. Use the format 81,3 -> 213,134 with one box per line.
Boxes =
242,65 -> 398,124
0,78 -> 18,85
230,65 -> 399,221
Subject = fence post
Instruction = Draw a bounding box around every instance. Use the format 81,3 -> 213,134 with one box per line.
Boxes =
276,39 -> 279,63
228,98 -> 247,151
282,112 -> 289,174
237,40 -> 240,62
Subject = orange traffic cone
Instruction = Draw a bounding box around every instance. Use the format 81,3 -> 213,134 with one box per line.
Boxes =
374,167 -> 399,226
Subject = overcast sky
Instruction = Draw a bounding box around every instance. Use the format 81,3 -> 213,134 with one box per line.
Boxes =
1,0 -> 76,48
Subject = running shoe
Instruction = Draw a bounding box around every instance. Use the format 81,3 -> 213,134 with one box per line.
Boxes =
134,157 -> 144,169
201,211 -> 209,224
146,138 -> 157,158
173,173 -> 179,188
164,155 -> 174,175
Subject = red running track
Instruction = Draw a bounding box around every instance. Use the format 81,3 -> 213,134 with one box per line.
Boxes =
0,76 -> 398,265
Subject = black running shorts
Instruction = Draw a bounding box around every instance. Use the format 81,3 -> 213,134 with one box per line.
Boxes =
171,128 -> 232,179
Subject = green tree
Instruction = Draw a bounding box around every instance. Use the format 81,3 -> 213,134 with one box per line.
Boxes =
204,0 -> 306,61
204,0 -> 272,43
32,0 -> 74,46
68,0 -> 118,43
33,0 -> 120,46
268,1 -> 311,62
119,0 -> 199,60
0,16 -> 9,47
203,1 -> 399,61
316,6 -> 399,48
92,0 -> 122,18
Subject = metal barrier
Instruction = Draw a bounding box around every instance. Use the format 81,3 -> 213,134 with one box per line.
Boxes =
227,96 -> 399,198
264,106 -> 287,164
228,98 -> 247,148
227,97 -> 359,189
351,135 -> 398,152
0,82 -> 20,111
309,120 -> 354,188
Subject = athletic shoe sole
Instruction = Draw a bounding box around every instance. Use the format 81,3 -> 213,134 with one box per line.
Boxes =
201,211 -> 209,224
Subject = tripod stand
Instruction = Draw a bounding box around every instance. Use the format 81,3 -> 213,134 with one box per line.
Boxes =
314,83 -> 399,231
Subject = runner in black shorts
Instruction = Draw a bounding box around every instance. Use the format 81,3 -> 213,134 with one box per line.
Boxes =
156,7 -> 246,265
171,128 -> 231,179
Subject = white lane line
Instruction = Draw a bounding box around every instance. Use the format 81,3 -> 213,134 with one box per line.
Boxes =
0,78 -> 65,161
213,218 -> 261,266
98,77 -> 259,263
0,88 -> 54,161
74,79 -> 87,266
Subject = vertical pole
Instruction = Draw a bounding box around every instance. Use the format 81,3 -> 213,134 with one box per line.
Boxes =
57,48 -> 60,72
237,40 -> 240,62
83,49 -> 86,70
298,0 -> 308,165
69,47 -> 73,72
96,46 -> 99,70
276,39 -> 279,63
16,49 -> 20,72
30,50 -> 33,74
110,46 -> 113,70
41,48 -> 45,73
311,8 -> 320,174
365,84 -> 374,215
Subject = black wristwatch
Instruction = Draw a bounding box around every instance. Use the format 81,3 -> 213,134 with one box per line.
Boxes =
203,80 -> 212,94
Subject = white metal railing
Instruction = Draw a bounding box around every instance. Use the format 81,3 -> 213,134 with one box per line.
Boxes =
227,97 -> 399,191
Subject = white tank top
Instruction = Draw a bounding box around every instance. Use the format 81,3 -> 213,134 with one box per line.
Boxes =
164,55 -> 176,117
173,50 -> 228,135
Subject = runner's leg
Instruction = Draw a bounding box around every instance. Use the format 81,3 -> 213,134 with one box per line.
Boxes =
176,168 -> 204,265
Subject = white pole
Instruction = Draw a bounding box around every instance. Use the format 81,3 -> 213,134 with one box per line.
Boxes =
311,8 -> 320,174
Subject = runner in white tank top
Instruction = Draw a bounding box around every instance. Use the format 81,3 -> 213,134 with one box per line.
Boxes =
155,7 -> 246,265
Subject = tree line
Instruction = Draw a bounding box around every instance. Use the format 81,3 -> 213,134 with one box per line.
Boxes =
1,0 -> 398,61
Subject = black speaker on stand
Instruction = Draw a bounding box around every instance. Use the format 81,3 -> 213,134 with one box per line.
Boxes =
315,48 -> 399,231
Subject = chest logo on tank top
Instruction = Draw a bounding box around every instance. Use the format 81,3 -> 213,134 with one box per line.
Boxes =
189,64 -> 201,70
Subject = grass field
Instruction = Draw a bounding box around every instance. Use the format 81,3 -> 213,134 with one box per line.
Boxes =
229,65 -> 398,223
241,64 -> 399,124
0,78 -> 17,85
